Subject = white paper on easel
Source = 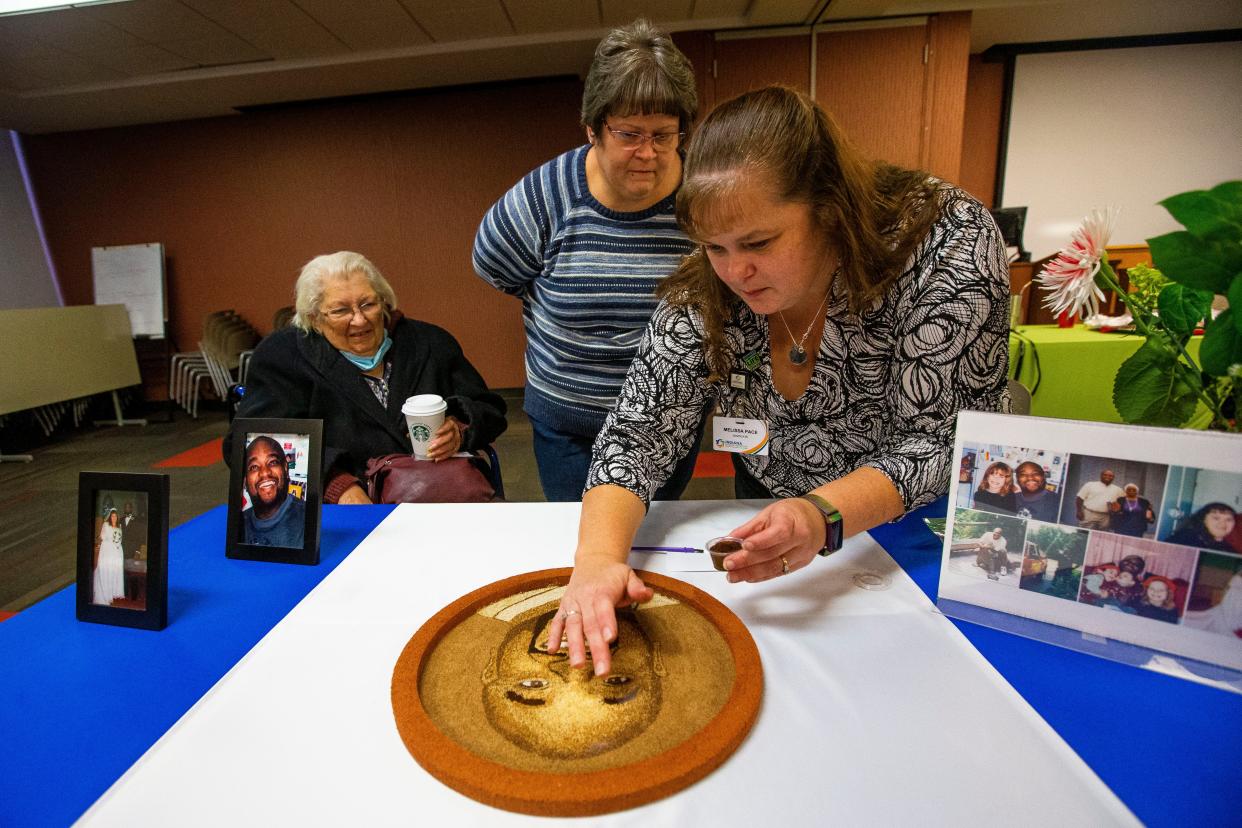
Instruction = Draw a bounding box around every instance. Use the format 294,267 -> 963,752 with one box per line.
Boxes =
91,243 -> 166,338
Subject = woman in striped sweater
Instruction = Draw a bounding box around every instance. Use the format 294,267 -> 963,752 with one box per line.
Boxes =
472,19 -> 706,502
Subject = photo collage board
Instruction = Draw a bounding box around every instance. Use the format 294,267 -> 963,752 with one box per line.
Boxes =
940,411 -> 1242,677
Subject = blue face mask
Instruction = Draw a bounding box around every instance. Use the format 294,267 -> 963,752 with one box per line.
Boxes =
339,332 -> 392,371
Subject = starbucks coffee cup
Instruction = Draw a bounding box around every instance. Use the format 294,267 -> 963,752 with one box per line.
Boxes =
401,394 -> 446,459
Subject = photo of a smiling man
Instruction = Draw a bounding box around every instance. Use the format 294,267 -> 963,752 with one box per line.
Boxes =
240,433 -> 307,548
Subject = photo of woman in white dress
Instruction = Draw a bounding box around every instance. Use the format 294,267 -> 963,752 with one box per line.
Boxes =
92,508 -> 125,607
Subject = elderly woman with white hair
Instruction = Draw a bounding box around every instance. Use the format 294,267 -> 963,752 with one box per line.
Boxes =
230,251 -> 507,504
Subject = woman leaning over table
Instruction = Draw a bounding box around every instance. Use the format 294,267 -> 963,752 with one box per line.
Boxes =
472,18 -> 706,502
547,86 -> 1011,674
227,251 -> 507,505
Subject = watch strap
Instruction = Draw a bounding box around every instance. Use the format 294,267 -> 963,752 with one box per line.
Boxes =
800,493 -> 844,556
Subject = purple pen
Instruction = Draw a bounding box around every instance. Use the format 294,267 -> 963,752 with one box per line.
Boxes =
630,545 -> 702,554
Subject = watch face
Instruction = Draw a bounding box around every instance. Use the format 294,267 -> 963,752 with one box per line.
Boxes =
827,514 -> 844,551
803,494 -> 843,554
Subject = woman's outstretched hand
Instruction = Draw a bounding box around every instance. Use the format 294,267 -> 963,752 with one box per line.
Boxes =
544,557 -> 653,676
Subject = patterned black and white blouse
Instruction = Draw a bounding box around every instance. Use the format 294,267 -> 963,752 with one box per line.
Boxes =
586,184 -> 1011,511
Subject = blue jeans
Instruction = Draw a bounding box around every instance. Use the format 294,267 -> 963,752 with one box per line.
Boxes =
531,415 -> 706,503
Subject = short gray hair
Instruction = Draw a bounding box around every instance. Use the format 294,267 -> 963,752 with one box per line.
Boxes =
580,18 -> 697,134
292,251 -> 398,333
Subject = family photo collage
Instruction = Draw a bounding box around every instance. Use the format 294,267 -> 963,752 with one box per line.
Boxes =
949,441 -> 1242,645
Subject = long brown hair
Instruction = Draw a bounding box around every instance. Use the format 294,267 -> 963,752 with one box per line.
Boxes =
658,86 -> 940,380
976,461 -> 1014,495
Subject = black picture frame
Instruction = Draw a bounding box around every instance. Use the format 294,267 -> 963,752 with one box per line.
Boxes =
76,472 -> 169,631
226,418 -> 322,566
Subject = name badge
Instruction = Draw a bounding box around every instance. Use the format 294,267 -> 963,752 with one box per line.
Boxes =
712,417 -> 769,455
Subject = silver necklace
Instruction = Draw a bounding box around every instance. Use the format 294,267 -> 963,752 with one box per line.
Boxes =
776,289 -> 830,366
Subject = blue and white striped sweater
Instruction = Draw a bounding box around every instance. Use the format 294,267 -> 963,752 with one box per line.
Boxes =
473,145 -> 693,437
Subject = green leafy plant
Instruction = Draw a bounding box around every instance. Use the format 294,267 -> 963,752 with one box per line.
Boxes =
1123,262 -> 1169,315
1114,181 -> 1240,431
1038,181 -> 1240,431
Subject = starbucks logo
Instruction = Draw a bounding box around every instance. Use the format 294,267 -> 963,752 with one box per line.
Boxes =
410,424 -> 431,443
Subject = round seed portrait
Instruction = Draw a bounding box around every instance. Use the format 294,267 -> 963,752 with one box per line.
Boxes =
391,568 -> 762,816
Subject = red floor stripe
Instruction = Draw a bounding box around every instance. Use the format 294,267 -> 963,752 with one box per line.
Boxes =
154,437 -> 224,468
0,610 -> 16,622
692,451 -> 735,478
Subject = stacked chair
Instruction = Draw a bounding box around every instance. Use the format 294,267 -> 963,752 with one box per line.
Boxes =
226,307 -> 294,421
169,311 -> 259,418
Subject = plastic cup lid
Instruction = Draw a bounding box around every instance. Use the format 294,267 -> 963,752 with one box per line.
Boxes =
402,394 -> 446,415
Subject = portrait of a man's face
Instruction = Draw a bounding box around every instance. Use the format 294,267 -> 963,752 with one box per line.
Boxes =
238,432 -> 308,549
392,571 -> 761,816
482,608 -> 665,759
245,436 -> 289,518
406,582 -> 740,777
1016,462 -> 1046,492
226,418 -> 321,565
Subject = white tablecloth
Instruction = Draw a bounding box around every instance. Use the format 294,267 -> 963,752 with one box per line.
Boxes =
80,501 -> 1136,826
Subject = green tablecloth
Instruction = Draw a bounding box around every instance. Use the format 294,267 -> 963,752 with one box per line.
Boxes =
1008,325 -> 1202,423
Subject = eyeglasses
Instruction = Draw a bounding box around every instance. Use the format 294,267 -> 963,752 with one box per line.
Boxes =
603,123 -> 684,153
321,300 -> 382,324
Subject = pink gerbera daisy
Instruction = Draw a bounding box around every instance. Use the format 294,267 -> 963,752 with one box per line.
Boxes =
1037,207 -> 1119,318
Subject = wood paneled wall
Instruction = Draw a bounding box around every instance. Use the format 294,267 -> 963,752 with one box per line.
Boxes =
714,34 -> 811,103
960,54 -> 1006,207
704,13 -> 974,184
23,78 -> 586,390
21,20 -> 1005,395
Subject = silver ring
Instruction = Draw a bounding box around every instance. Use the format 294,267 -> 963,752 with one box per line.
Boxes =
562,608 -> 580,619
780,556 -> 790,575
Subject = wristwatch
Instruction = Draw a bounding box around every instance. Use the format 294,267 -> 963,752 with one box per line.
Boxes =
800,493 -> 844,556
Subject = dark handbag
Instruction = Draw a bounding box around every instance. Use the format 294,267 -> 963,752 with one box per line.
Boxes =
365,453 -> 495,504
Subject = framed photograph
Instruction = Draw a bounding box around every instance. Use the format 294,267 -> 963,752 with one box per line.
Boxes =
76,472 -> 169,631
226,418 -> 322,566
940,411 -> 1242,684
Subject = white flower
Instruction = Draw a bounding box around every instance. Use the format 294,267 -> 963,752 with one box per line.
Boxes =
1037,207 -> 1119,318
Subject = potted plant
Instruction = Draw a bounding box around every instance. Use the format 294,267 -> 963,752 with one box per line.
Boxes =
1036,181 -> 1240,432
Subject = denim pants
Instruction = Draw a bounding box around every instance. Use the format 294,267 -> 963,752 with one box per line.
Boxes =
530,415 -> 707,503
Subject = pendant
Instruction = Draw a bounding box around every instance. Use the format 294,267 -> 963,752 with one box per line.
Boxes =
788,345 -> 807,366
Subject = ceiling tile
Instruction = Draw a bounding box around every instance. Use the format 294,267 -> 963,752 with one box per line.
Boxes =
504,0 -> 601,34
0,7 -> 145,55
325,15 -> 431,50
82,0 -> 231,43
600,1 -> 694,28
414,5 -> 514,42
297,0 -> 415,26
242,24 -> 346,60
180,0 -> 318,36
746,0 -> 821,26
0,60 -> 51,92
0,32 -> 66,63
89,43 -> 200,75
692,0 -> 751,19
21,52 -> 125,85
398,0 -> 498,15
160,33 -> 270,65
